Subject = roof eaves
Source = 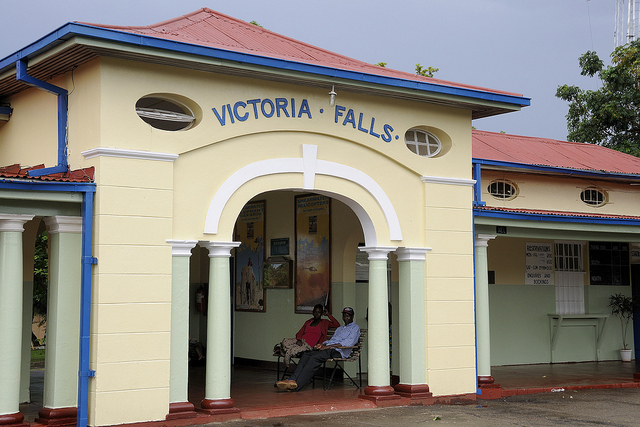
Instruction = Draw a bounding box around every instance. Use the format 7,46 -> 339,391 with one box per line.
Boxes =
474,206 -> 640,226
472,158 -> 640,181
0,23 -> 530,111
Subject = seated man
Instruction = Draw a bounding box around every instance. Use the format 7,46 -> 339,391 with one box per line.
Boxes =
276,306 -> 360,392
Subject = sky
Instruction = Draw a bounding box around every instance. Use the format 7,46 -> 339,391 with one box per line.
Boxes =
0,0 -> 617,141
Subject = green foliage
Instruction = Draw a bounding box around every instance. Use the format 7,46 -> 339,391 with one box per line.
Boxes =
33,231 -> 48,319
556,40 -> 640,156
415,63 -> 439,78
608,293 -> 639,349
376,62 -> 387,68
250,20 -> 263,28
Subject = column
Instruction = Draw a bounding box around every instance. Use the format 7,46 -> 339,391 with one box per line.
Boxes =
394,247 -> 432,399
358,246 -> 399,402
35,216 -> 82,426
199,241 -> 240,415
475,234 -> 498,390
0,214 -> 34,427
166,240 -> 198,420
20,220 -> 39,404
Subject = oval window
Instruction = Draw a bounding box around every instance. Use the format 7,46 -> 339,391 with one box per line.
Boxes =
580,188 -> 606,207
135,96 -> 195,131
487,180 -> 518,200
404,129 -> 442,157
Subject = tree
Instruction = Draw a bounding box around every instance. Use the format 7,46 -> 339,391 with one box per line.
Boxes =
556,40 -> 640,156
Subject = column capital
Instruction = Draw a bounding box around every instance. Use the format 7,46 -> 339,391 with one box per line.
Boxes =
44,216 -> 82,234
395,247 -> 431,262
166,240 -> 199,257
475,234 -> 497,247
0,214 -> 35,232
359,246 -> 397,261
201,241 -> 240,258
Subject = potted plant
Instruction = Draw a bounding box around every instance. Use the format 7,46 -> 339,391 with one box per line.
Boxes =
608,293 -> 639,361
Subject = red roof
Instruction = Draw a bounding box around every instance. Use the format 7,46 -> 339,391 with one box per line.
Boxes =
81,8 -> 521,99
476,206 -> 640,221
472,130 -> 640,175
0,164 -> 94,182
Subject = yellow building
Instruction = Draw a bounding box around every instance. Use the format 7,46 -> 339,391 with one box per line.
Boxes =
2,8 -> 639,427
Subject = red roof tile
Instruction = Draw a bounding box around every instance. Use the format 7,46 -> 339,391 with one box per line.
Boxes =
81,8 -> 521,98
472,130 -> 640,175
476,206 -> 640,221
0,164 -> 94,182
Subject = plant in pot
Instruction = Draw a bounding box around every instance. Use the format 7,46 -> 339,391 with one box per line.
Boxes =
608,293 -> 639,361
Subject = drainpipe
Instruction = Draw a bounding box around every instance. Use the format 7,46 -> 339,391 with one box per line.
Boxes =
15,59 -> 68,176
78,189 -> 96,427
472,160 -> 485,207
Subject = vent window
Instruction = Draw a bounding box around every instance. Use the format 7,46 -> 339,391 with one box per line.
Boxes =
135,96 -> 195,131
580,188 -> 607,207
488,180 -> 518,200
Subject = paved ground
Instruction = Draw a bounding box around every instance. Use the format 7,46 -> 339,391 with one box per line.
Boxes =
209,387 -> 640,426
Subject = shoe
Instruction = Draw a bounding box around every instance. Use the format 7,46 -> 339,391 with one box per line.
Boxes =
276,379 -> 297,390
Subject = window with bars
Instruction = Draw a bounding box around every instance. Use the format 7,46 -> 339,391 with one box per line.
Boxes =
554,242 -> 583,272
580,188 -> 607,207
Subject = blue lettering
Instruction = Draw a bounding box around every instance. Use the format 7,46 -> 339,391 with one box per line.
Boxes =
298,99 -> 312,118
246,99 -> 260,119
334,105 -> 345,123
227,104 -> 235,124
261,99 -> 275,118
275,98 -> 290,117
357,113 -> 368,133
291,98 -> 296,117
233,101 -> 249,121
343,109 -> 356,128
369,117 -> 380,138
381,124 -> 394,142
212,106 -> 226,126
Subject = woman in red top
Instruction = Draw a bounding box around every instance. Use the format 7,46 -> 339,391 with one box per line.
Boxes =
277,304 -> 339,366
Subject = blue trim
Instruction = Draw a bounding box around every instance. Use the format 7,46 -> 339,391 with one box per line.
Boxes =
1,23 -> 530,108
472,162 -> 485,207
474,208 -> 640,226
0,179 -> 94,193
473,158 -> 640,181
16,59 -> 69,175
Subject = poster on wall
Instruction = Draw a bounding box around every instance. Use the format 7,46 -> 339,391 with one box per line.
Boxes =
295,194 -> 331,314
525,242 -> 554,285
234,201 -> 266,312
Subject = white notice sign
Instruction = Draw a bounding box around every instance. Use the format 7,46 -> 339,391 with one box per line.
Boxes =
525,242 -> 554,285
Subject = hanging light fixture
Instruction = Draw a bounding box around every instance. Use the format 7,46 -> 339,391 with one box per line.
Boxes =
329,85 -> 337,107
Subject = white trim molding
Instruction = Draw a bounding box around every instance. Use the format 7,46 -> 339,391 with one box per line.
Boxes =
44,216 -> 82,234
0,214 -> 35,232
166,240 -> 199,257
395,247 -> 432,262
82,147 -> 179,162
421,175 -> 476,186
204,144 -> 403,242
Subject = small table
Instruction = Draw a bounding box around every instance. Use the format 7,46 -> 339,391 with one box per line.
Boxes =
547,314 -> 609,363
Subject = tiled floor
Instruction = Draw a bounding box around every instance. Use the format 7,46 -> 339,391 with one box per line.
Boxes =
20,361 -> 640,424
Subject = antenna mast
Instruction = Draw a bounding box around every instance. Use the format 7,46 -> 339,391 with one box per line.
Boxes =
615,0 -> 640,47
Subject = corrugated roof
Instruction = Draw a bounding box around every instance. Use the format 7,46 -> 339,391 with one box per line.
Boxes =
476,205 -> 640,222
472,130 -> 640,175
0,164 -> 94,182
80,8 -> 522,99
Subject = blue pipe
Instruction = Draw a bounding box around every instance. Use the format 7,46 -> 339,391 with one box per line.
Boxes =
78,188 -> 96,427
15,59 -> 68,176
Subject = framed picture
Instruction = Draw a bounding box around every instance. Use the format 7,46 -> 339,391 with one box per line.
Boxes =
295,194 -> 331,313
234,200 -> 266,312
263,260 -> 293,289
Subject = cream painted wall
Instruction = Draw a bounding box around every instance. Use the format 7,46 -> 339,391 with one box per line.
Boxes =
481,170 -> 640,217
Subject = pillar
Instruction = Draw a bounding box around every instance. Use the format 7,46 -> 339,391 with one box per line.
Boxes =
166,240 -> 198,420
358,246 -> 400,402
199,241 -> 240,415
394,247 -> 432,399
36,216 -> 82,426
20,220 -> 39,404
0,214 -> 34,427
475,234 -> 498,389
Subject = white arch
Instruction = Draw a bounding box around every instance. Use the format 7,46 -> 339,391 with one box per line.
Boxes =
204,144 -> 402,243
